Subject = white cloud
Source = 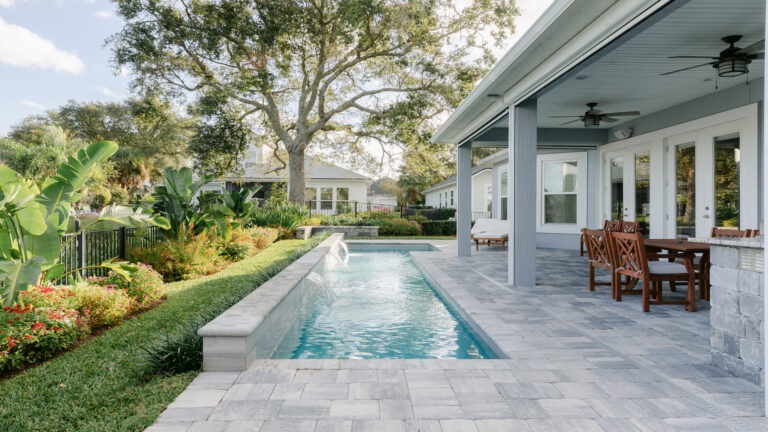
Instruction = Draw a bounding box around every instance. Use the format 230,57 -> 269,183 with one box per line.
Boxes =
95,10 -> 114,19
0,0 -> 16,7
0,17 -> 84,74
20,99 -> 45,110
96,85 -> 121,98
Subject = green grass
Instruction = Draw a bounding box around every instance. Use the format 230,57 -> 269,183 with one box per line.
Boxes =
346,235 -> 456,240
0,238 -> 323,432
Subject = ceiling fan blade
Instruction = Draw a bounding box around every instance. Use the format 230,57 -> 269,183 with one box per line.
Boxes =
601,117 -> 619,123
661,62 -> 714,76
739,39 -> 764,55
751,53 -> 765,60
601,111 -> 640,117
560,119 -> 582,126
668,56 -> 719,59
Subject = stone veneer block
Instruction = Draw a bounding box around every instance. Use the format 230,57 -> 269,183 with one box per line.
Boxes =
696,237 -> 765,386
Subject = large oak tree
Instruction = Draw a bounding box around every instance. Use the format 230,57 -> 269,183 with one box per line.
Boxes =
110,0 -> 518,202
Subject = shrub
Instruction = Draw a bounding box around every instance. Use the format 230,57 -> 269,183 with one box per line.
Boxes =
0,305 -> 89,372
98,265 -> 165,308
219,241 -> 252,262
373,218 -> 422,236
406,214 -> 429,224
19,286 -> 79,311
71,284 -> 134,328
249,227 -> 279,250
128,234 -> 222,282
421,220 -> 457,236
250,202 -> 309,238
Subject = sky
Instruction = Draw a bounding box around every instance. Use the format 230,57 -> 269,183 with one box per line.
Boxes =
0,0 -> 554,138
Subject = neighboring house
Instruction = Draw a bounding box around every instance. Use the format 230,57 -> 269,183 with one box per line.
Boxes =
206,144 -> 372,214
431,0 -> 766,291
422,157 -> 498,219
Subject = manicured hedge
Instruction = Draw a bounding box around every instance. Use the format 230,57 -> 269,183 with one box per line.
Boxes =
0,238 -> 323,432
421,220 -> 457,236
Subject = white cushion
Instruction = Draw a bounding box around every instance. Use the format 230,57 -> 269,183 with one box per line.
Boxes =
473,232 -> 508,239
471,218 -> 509,236
648,261 -> 689,275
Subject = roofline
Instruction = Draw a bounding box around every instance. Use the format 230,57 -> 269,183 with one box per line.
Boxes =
431,0 -> 673,145
422,167 -> 492,194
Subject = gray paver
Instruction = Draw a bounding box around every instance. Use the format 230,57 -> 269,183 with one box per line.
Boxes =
148,245 -> 767,431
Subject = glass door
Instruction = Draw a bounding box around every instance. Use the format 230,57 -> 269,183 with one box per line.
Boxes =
603,148 -> 652,236
668,132 -> 743,238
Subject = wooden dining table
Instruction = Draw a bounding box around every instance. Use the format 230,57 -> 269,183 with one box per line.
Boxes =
644,238 -> 711,303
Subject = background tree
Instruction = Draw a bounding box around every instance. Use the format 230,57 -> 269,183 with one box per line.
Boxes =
109,0 -> 519,202
5,97 -> 193,200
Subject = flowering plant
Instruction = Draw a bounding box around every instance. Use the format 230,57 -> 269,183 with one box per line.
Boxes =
0,305 -> 89,372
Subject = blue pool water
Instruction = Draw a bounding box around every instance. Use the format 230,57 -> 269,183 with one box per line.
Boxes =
271,247 -> 496,359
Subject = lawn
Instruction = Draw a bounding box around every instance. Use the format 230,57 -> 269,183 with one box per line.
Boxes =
0,237 -> 322,431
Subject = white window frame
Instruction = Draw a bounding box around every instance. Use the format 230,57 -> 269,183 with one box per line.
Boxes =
536,152 -> 588,234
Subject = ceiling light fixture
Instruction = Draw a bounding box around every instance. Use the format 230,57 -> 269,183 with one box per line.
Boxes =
716,57 -> 749,77
582,115 -> 600,128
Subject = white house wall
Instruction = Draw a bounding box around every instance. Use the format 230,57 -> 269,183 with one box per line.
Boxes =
471,170 -> 492,215
305,180 -> 369,204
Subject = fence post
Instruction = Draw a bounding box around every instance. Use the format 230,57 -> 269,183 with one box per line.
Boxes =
354,201 -> 358,217
78,230 -> 87,280
119,226 -> 127,259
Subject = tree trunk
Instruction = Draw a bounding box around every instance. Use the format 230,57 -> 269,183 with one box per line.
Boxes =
288,148 -> 306,203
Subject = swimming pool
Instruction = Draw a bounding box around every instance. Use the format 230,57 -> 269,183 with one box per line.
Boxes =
270,244 -> 497,359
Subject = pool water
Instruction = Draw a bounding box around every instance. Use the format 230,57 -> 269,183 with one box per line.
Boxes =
271,248 -> 496,359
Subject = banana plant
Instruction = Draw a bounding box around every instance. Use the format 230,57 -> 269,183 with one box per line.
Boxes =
152,167 -> 213,241
0,141 -> 170,306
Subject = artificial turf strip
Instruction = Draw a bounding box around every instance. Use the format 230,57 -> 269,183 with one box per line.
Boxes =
0,238 -> 324,432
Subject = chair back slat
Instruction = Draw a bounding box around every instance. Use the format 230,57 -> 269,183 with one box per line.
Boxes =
603,220 -> 622,231
609,231 -> 648,279
620,221 -> 639,233
582,228 -> 611,266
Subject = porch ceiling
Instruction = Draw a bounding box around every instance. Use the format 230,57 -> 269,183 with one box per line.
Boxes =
538,0 -> 765,129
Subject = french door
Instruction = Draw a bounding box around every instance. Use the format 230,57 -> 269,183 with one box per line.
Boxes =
602,143 -> 658,236
665,129 -> 756,238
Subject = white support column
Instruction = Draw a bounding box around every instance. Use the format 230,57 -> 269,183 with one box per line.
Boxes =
508,100 -> 538,287
762,0 -> 768,414
457,142 -> 473,257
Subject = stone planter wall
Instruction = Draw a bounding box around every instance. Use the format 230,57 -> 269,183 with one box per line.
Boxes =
704,237 -> 765,386
296,225 -> 379,240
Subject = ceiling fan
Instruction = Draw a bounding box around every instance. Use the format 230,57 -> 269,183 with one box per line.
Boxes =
549,103 -> 640,128
662,35 -> 765,77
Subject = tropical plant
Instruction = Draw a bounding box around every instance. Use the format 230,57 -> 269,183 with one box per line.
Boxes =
0,141 -> 170,306
151,167 -> 213,240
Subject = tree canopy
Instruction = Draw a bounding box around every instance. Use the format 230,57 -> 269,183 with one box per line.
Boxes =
4,98 -> 192,195
109,0 -> 519,202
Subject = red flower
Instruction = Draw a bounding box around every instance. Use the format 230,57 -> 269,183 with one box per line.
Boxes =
24,335 -> 31,339
7,337 -> 16,347
32,322 -> 46,331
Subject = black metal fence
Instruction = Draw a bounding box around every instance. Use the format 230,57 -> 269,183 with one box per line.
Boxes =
59,226 -> 163,280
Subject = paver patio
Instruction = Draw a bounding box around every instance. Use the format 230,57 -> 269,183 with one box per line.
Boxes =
147,242 -> 767,431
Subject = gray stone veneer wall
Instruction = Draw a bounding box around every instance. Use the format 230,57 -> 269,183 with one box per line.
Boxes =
705,237 -> 765,386
296,225 -> 378,240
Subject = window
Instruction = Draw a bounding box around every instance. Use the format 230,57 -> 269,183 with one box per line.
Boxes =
450,190 -> 454,207
542,161 -> 578,224
536,153 -> 587,233
439,192 -> 442,207
500,168 -> 508,220
336,187 -> 349,203
321,187 -> 333,210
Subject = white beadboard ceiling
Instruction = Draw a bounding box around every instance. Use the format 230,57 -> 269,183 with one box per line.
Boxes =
537,0 -> 765,128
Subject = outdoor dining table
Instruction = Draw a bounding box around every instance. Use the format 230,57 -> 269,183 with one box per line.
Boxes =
644,238 -> 711,304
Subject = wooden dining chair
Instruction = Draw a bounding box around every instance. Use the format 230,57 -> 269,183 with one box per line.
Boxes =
609,231 -> 696,312
710,227 -> 751,238
751,229 -> 761,237
582,228 -> 613,293
580,220 -> 622,256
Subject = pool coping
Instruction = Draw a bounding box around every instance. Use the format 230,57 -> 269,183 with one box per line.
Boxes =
198,235 -> 506,371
